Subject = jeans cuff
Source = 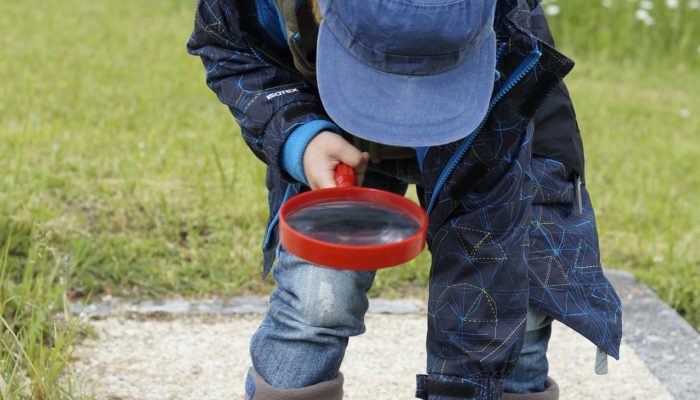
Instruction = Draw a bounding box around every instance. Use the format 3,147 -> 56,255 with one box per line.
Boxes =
416,374 -> 503,400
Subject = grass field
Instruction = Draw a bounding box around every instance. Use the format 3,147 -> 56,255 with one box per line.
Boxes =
1,0 -> 698,398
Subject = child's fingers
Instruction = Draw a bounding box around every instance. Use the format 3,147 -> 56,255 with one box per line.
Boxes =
334,145 -> 370,187
303,131 -> 369,189
315,167 -> 338,189
355,152 -> 370,186
334,140 -> 367,169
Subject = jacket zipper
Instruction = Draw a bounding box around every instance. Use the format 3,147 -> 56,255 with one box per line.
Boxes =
426,45 -> 542,215
263,46 -> 544,247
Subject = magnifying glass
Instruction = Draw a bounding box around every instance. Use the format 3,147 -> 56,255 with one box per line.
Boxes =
279,164 -> 428,270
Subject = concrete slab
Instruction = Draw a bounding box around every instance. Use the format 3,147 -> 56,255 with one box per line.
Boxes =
606,270 -> 700,399
67,270 -> 699,399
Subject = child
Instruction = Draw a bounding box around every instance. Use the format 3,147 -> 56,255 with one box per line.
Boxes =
188,0 -> 622,398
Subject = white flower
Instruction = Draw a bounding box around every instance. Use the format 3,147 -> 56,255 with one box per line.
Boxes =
545,4 -> 560,16
602,0 -> 614,7
635,8 -> 651,20
639,0 -> 654,10
665,0 -> 679,8
679,108 -> 690,118
690,0 -> 700,10
137,142 -> 145,150
634,8 -> 656,24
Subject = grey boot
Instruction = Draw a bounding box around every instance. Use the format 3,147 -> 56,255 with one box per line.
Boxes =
246,368 -> 344,400
501,377 -> 559,400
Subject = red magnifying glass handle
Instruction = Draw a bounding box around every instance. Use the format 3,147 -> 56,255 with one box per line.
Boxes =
334,163 -> 356,188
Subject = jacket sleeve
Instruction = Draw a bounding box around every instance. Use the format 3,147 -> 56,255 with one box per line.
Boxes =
186,0 -> 331,181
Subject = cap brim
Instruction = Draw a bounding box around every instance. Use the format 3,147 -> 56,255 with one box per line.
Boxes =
317,22 -> 496,147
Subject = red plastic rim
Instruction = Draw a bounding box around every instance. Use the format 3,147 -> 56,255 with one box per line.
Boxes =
279,186 -> 428,270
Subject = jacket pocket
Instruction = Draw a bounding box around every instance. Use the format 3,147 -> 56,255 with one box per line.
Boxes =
528,156 -> 609,301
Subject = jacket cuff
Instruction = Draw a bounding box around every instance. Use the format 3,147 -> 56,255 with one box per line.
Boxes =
281,119 -> 340,185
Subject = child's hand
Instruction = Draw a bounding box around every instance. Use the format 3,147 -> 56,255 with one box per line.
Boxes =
303,131 -> 370,189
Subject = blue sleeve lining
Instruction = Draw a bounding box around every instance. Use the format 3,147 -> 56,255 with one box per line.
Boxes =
282,120 -> 340,185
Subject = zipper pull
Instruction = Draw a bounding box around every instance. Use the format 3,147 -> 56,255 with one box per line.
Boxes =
595,346 -> 609,375
575,175 -> 583,214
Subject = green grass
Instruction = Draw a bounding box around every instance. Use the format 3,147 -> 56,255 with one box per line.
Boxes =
0,235 -> 82,399
543,0 -> 700,69
0,0 -> 698,397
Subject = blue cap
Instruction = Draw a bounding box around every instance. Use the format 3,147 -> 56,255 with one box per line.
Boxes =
316,0 -> 497,147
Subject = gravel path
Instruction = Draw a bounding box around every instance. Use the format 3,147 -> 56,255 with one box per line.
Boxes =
70,313 -> 672,400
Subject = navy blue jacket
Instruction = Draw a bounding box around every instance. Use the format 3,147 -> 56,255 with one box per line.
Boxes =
188,0 -> 622,388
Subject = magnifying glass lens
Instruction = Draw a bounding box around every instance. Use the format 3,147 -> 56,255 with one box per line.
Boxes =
286,200 -> 421,246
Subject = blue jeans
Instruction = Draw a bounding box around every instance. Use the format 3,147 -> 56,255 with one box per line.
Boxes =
248,248 -> 553,395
